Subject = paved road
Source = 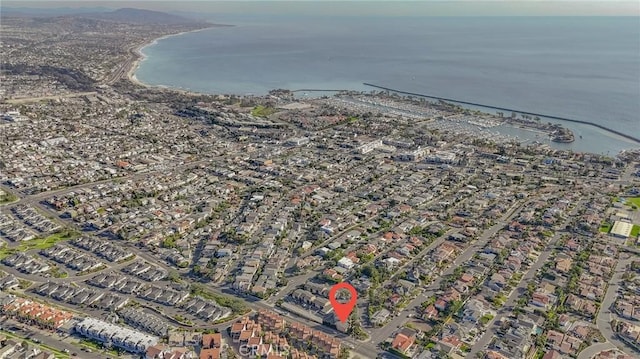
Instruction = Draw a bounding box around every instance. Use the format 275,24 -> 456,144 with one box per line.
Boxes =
1,159 -> 213,207
4,92 -> 97,104
266,271 -> 316,305
369,201 -> 525,344
239,294 -> 382,359
0,256 -> 136,284
382,228 -> 456,287
595,255 -> 637,357
468,228 -> 563,356
1,316 -> 122,359
468,200 -> 587,357
577,342 -> 616,359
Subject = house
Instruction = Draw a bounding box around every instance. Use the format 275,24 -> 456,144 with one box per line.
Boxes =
435,299 -> 448,312
387,294 -> 402,307
460,273 -> 475,285
555,257 -> 572,273
463,298 -> 493,324
443,288 -> 462,304
423,304 -> 439,320
146,344 -> 169,359
391,332 -> 415,355
337,257 -> 354,270
383,257 -> 401,269
542,350 -> 562,359
371,308 -> 391,326
202,333 -> 221,349
199,348 -> 220,359
488,273 -> 506,291
432,242 -> 456,264
531,292 -> 557,309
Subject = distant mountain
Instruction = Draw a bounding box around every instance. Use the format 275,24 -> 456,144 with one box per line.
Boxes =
1,7 -> 205,25
1,6 -> 112,17
78,8 -> 203,25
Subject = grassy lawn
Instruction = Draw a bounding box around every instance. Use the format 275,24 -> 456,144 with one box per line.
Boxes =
0,193 -> 18,204
599,222 -> 612,233
0,230 -> 79,260
632,225 -> 640,238
190,284 -> 250,315
250,105 -> 277,118
80,339 -> 102,350
626,197 -> 640,207
1,330 -> 69,359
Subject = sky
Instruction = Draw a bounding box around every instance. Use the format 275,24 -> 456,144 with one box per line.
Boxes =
2,0 -> 639,16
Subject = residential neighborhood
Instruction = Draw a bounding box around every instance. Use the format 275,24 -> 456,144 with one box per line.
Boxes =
1,6 -> 640,359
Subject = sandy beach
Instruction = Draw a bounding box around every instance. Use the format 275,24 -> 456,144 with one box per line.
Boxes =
126,25 -> 224,89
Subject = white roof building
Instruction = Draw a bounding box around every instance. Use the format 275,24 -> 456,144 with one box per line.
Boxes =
337,257 -> 354,269
611,221 -> 633,238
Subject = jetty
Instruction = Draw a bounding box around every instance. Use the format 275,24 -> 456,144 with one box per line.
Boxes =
363,83 -> 640,144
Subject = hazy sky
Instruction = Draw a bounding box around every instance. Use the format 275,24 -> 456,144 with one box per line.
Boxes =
3,1 -> 639,16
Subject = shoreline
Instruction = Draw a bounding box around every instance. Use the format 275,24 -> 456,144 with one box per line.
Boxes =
363,82 -> 640,145
126,25 -> 226,91
120,28 -> 638,154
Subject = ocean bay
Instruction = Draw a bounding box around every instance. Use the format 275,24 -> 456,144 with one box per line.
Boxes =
135,15 -> 640,154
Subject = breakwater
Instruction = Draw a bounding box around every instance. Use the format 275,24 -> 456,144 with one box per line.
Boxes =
363,83 -> 640,144
291,89 -> 346,92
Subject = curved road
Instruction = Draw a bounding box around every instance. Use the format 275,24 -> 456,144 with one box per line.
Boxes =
577,342 -> 616,359
593,255 -> 637,357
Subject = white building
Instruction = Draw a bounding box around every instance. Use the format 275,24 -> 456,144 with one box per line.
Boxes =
337,257 -> 354,269
356,139 -> 383,154
75,318 -> 159,354
396,148 -> 427,162
285,137 -> 310,146
426,151 -> 458,164
611,221 -> 633,239
2,111 -> 29,122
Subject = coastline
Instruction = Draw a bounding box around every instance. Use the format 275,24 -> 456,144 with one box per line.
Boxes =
120,26 -> 638,155
363,82 -> 640,146
126,25 -> 226,90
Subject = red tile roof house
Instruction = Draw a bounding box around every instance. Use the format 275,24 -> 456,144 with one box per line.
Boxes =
257,310 -> 285,331
439,335 -> 462,351
230,317 -> 258,343
460,273 -> 475,285
288,322 -> 341,358
3,298 -> 73,329
423,304 -> 439,320
485,350 -> 510,359
546,330 -> 564,350
531,292 -> 553,309
202,333 -> 221,349
391,333 -> 415,355
435,299 -> 448,312
443,288 -> 462,303
542,350 -> 562,359
432,242 -> 456,265
387,294 -> 403,307
199,348 -> 220,359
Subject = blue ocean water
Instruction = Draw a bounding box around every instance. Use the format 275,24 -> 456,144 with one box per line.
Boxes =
136,15 -> 640,154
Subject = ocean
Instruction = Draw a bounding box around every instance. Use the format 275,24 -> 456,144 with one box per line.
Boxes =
135,15 -> 640,154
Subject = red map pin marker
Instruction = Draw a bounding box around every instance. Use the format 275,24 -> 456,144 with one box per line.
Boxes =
329,282 -> 357,323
